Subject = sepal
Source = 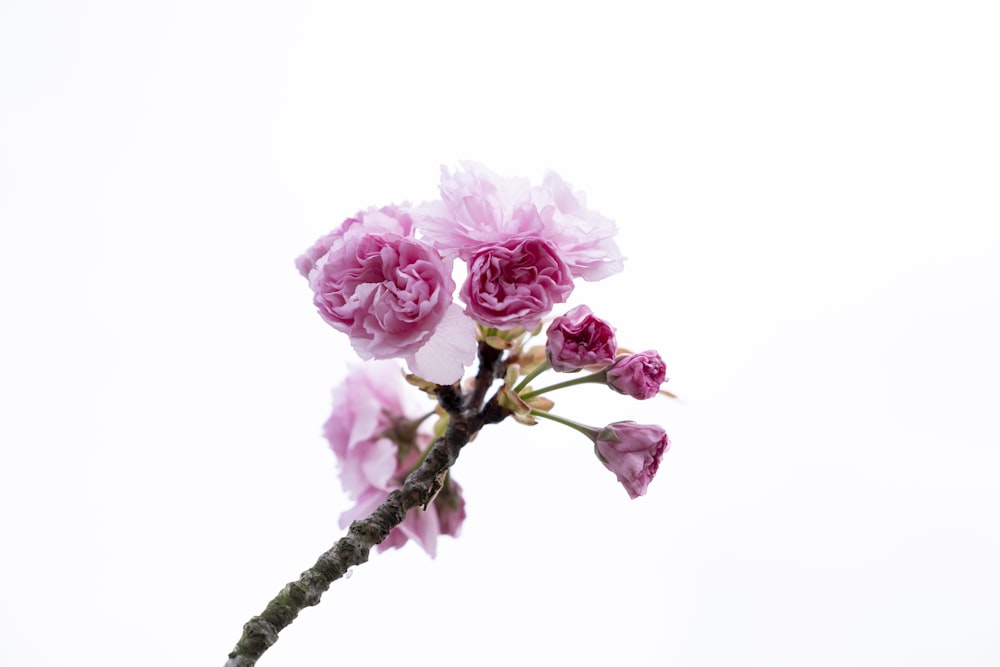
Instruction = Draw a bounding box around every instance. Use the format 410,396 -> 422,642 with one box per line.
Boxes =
405,373 -> 440,395
497,383 -> 536,425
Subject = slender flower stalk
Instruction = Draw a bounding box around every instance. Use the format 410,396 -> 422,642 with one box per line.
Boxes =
513,359 -> 551,393
519,368 -> 608,400
531,409 -> 668,499
529,408 -> 598,439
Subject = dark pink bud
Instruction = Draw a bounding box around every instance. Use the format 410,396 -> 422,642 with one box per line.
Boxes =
606,351 -> 667,400
545,305 -> 617,372
594,422 -> 669,499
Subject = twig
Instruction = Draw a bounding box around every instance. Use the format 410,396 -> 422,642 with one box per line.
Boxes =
224,380 -> 508,667
466,341 -> 505,412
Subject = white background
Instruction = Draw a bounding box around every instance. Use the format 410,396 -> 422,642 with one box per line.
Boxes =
2,1 -> 999,665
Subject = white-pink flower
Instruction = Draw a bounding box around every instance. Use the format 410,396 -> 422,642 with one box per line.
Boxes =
530,171 -> 625,281
324,361 -> 466,557
414,161 -> 624,282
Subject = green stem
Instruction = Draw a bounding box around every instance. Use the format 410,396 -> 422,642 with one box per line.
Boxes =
530,409 -> 598,440
513,360 -> 552,393
520,368 -> 608,400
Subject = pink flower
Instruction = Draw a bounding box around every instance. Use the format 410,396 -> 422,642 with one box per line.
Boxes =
295,229 -> 340,278
459,235 -> 575,329
606,351 -> 667,400
296,204 -> 416,278
415,162 -> 542,253
324,361 -> 466,557
545,305 -> 618,372
529,171 -> 625,281
415,162 -> 624,281
305,206 -> 475,384
593,422 -> 669,499
323,361 -> 417,496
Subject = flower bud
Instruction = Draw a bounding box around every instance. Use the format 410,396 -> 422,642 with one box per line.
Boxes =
545,305 -> 618,372
606,351 -> 667,400
594,422 -> 669,498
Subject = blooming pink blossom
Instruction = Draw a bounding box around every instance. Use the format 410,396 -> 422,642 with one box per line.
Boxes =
593,422 -> 669,499
545,305 -> 618,372
310,231 -> 451,361
295,228 -> 340,278
305,205 -> 474,384
459,235 -> 575,329
606,351 -> 667,400
415,162 -> 542,253
529,171 -> 625,281
415,162 -> 624,281
324,361 -> 465,557
296,204 -> 417,278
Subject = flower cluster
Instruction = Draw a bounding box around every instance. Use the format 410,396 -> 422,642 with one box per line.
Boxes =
297,162 -> 624,384
300,163 -> 673,556
324,360 -> 464,557
513,308 -> 670,498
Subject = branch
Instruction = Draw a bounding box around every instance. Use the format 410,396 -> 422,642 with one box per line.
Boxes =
466,341 -> 504,413
224,388 -> 508,667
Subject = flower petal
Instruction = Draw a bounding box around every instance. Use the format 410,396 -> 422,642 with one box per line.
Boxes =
406,304 -> 477,384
